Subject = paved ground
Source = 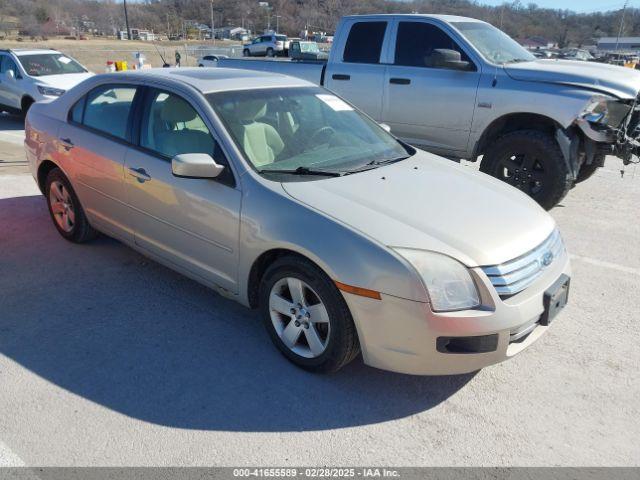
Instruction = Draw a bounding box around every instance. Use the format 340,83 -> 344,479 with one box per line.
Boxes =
0,114 -> 639,466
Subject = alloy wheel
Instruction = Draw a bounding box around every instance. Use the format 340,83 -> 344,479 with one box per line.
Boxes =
269,277 -> 331,358
49,180 -> 76,233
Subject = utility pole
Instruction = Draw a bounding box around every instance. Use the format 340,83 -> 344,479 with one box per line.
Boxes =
275,14 -> 281,33
123,0 -> 131,40
210,0 -> 215,45
615,0 -> 629,52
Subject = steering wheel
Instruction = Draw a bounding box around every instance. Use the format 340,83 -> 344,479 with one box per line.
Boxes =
310,126 -> 336,144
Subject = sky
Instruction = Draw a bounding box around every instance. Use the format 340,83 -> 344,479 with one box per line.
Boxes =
478,0 -> 633,13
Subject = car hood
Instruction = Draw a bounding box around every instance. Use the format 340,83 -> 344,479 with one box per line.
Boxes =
504,59 -> 640,99
34,72 -> 95,91
281,151 -> 556,268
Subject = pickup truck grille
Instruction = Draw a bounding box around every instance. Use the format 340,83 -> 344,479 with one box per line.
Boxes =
481,229 -> 564,297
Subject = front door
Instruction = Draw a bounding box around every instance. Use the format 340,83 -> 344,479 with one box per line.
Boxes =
0,55 -> 22,109
124,88 -> 241,292
383,20 -> 481,154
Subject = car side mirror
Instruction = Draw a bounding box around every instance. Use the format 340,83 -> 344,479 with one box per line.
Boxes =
430,49 -> 471,70
5,69 -> 15,81
172,153 -> 224,179
379,123 -> 392,133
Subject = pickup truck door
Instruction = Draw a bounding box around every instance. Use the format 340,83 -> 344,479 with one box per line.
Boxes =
382,19 -> 481,155
123,88 -> 241,293
324,19 -> 391,121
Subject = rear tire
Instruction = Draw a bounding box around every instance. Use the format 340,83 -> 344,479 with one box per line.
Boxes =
480,129 -> 572,210
243,49 -> 250,57
266,47 -> 274,57
45,168 -> 98,243
259,256 -> 360,373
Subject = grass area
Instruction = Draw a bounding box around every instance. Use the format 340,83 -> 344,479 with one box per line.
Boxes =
1,37 -> 242,72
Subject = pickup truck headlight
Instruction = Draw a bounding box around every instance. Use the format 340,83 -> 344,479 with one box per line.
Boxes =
580,95 -> 631,128
393,249 -> 480,312
37,86 -> 66,97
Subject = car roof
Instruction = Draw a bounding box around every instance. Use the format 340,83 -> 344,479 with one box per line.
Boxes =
342,13 -> 486,23
98,67 -> 314,94
8,49 -> 62,56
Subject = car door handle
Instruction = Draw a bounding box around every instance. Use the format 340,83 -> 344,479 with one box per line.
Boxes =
332,74 -> 350,81
128,167 -> 151,183
59,137 -> 74,150
389,78 -> 411,85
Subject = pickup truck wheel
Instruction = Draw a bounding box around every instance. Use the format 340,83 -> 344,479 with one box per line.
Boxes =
480,130 -> 572,210
243,49 -> 250,57
45,168 -> 98,243
259,256 -> 360,373
575,154 -> 604,184
266,47 -> 275,57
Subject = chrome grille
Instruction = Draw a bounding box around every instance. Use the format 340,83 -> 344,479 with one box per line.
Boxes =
481,229 -> 564,297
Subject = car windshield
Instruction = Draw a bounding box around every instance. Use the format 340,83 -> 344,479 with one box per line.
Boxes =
276,35 -> 287,42
17,53 -> 86,76
207,87 -> 411,178
452,22 -> 535,64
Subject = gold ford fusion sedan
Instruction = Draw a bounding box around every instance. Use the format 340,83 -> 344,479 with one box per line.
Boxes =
24,68 -> 570,374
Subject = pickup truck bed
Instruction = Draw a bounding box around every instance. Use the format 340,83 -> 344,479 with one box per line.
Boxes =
216,58 -> 326,84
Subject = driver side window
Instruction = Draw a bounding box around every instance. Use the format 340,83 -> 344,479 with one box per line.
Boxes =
140,90 -> 217,160
394,21 -> 474,70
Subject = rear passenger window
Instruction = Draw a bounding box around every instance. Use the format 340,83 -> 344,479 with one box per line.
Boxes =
343,21 -> 387,64
82,85 -> 137,140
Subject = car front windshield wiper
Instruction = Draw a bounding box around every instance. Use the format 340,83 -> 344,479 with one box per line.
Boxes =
364,155 -> 411,167
258,166 -> 344,177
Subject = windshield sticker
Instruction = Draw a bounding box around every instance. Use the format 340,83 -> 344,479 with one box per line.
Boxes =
316,94 -> 353,111
58,56 -> 72,64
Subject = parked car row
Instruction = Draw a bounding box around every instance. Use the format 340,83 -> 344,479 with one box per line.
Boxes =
25,59 -> 571,375
21,13 -> 636,375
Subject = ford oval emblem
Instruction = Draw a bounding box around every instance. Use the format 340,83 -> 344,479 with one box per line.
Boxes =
541,251 -> 554,267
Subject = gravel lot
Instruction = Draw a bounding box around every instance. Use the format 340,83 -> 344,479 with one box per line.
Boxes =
0,112 -> 638,466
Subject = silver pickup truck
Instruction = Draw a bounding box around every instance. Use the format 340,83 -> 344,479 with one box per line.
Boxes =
216,14 -> 640,209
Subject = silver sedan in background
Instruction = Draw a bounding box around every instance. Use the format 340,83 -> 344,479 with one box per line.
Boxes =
24,68 -> 570,374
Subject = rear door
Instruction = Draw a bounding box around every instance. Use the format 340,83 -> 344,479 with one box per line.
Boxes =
123,87 -> 241,292
382,19 -> 481,154
324,19 -> 390,121
57,83 -> 139,241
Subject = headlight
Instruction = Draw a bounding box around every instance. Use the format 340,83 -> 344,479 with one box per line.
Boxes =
393,249 -> 480,312
37,86 -> 66,97
580,95 -> 631,127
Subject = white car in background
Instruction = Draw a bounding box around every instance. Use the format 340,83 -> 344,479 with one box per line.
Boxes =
0,49 -> 93,115
243,34 -> 289,57
197,54 -> 229,67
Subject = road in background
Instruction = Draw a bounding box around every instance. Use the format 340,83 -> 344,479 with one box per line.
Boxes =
0,118 -> 638,466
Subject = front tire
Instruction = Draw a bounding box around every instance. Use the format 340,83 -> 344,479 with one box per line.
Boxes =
259,256 -> 360,373
45,168 -> 97,243
20,97 -> 34,118
480,129 -> 572,210
243,49 -> 250,57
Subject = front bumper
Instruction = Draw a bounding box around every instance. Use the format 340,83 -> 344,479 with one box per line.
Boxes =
342,248 -> 571,375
